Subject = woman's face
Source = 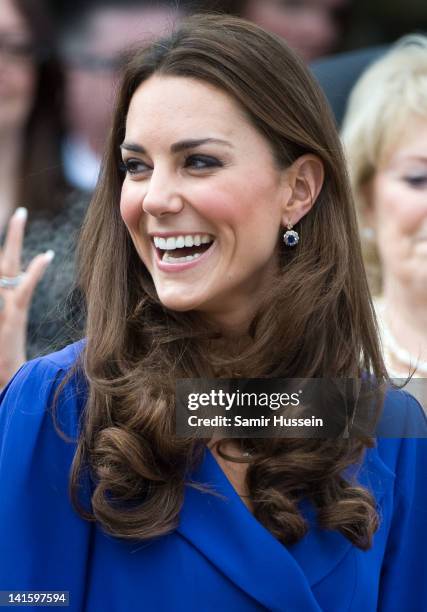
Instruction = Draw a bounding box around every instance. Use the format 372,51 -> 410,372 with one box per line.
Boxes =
0,0 -> 37,132
120,75 -> 292,331
367,116 -> 427,295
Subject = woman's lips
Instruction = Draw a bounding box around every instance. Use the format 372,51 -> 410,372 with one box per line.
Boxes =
154,240 -> 217,272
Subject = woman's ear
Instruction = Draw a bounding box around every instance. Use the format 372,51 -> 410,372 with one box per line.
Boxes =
281,154 -> 324,225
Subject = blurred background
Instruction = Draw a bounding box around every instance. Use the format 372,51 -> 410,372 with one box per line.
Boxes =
48,0 -> 427,59
2,0 -> 426,207
1,0 -> 426,380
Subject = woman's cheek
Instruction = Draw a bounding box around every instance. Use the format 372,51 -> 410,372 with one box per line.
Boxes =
389,184 -> 426,236
120,181 -> 143,228
373,178 -> 407,231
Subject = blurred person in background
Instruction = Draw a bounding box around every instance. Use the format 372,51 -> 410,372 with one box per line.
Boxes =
240,0 -> 352,62
310,45 -> 388,127
58,0 -> 184,192
341,0 -> 427,51
341,36 -> 427,379
0,0 -> 66,231
0,0 -> 69,387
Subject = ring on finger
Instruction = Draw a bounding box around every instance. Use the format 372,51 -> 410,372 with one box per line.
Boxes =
0,274 -> 25,289
0,294 -> 4,312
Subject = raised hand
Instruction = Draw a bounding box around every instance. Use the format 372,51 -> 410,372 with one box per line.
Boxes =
0,208 -> 54,388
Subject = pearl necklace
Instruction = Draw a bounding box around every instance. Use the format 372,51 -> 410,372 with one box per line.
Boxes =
376,300 -> 427,376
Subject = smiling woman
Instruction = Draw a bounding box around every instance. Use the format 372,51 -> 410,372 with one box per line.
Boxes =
119,74 -> 322,324
341,36 -> 427,379
0,13 -> 426,612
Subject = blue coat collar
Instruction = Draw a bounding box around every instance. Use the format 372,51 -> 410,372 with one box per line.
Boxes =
177,447 -> 393,611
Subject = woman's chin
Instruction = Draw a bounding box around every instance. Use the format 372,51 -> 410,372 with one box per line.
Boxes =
156,291 -> 202,313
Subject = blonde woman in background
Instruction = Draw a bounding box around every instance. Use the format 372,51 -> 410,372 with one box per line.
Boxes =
341,36 -> 427,384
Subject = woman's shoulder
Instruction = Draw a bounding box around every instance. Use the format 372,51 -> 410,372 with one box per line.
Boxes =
0,340 -> 87,443
7,338 -> 84,378
371,386 -> 427,484
36,338 -> 86,371
378,385 -> 426,437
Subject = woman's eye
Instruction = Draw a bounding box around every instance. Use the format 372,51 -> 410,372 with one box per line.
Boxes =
121,159 -> 150,175
403,175 -> 427,188
185,155 -> 222,170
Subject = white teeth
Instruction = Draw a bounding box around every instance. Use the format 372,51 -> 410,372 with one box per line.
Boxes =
162,252 -> 202,263
155,237 -> 167,250
153,234 -> 213,251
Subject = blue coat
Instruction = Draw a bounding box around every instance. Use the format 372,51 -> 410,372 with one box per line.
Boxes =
0,342 -> 426,611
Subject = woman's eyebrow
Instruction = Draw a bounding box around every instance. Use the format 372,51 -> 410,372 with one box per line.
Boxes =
171,138 -> 233,153
398,154 -> 427,163
120,142 -> 145,153
120,138 -> 233,154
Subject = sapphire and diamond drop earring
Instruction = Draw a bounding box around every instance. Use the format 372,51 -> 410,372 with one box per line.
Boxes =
283,223 -> 299,247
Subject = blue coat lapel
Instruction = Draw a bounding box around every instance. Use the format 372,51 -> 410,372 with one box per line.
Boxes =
290,446 -> 394,586
178,449 -> 322,611
177,447 -> 393,611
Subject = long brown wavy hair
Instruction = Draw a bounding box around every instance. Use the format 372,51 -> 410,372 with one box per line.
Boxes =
70,14 -> 387,550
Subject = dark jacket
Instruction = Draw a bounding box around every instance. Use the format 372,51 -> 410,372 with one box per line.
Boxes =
23,192 -> 88,359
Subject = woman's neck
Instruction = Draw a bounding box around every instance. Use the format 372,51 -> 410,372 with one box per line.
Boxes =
381,277 -> 427,364
0,130 -> 23,234
207,440 -> 253,512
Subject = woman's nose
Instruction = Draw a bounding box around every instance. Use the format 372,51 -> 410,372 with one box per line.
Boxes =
142,169 -> 184,217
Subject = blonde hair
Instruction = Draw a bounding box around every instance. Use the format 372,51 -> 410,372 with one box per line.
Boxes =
341,35 -> 427,293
